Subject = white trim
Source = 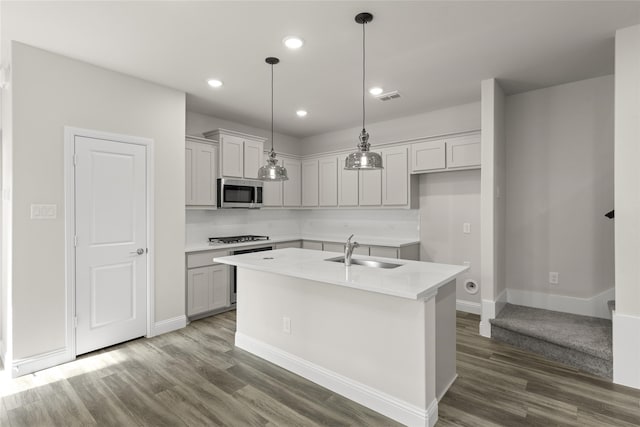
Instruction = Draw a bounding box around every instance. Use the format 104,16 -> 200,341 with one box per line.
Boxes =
479,288 -> 507,337
11,347 -> 69,378
64,127 -> 154,366
236,332 -> 437,427
613,311 -> 640,389
152,315 -> 187,337
456,300 -> 481,315
437,374 -> 458,402
506,287 -> 614,319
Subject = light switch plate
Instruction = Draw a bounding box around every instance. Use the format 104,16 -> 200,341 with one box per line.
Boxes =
463,223 -> 471,234
31,204 -> 57,219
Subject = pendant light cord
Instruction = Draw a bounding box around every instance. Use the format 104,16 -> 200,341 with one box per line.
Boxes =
271,62 -> 274,152
362,20 -> 366,132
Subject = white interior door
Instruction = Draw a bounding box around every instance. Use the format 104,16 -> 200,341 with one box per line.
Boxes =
75,135 -> 147,355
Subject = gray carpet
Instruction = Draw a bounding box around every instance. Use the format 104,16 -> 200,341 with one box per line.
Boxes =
490,304 -> 612,378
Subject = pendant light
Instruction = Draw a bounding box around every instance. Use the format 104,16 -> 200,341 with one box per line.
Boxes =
345,12 -> 383,170
258,57 -> 289,181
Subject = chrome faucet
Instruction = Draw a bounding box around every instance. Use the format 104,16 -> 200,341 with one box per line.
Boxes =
345,234 -> 360,267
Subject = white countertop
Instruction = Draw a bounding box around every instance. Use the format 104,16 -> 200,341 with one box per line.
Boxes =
214,248 -> 468,300
185,234 -> 420,253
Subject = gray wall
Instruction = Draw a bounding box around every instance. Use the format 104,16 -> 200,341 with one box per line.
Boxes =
420,170 -> 481,306
300,102 -> 480,155
505,75 -> 614,299
9,42 -> 186,360
186,110 -> 302,156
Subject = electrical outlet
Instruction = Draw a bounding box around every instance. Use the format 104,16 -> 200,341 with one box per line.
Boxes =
282,316 -> 291,334
30,204 -> 57,219
549,272 -> 559,285
463,223 -> 471,234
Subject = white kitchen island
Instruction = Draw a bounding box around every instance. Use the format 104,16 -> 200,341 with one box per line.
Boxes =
214,248 -> 468,427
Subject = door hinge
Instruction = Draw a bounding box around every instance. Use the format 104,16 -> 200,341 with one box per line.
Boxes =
73,154 -> 78,166
74,234 -> 78,247
73,316 -> 78,328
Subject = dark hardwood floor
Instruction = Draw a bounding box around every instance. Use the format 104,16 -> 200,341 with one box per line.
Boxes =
1,311 -> 639,426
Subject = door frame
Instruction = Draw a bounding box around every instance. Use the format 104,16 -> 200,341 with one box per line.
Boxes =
64,126 -> 155,359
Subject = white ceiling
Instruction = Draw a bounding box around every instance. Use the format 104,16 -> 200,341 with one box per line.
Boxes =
3,1 -> 640,138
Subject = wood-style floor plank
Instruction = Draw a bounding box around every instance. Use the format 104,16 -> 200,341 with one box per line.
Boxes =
2,310 -> 640,427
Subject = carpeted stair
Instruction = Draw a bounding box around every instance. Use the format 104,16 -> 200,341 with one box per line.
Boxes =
490,304 -> 612,379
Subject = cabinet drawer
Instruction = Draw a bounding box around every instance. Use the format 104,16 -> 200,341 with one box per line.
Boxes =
275,240 -> 302,249
323,242 -> 344,253
302,241 -> 323,250
187,249 -> 229,269
369,246 -> 399,259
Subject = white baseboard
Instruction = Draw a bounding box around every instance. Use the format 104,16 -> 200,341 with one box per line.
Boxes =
152,315 -> 187,337
437,374 -> 458,401
456,300 -> 481,315
479,288 -> 507,338
506,287 -> 614,319
613,311 -> 640,389
236,332 -> 438,427
11,347 -> 73,378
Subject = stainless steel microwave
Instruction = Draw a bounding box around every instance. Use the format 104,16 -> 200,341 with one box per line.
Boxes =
217,178 -> 263,209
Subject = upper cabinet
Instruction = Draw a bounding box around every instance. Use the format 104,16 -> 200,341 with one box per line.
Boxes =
203,129 -> 265,179
262,156 -> 302,208
382,146 -> 409,206
283,158 -> 302,207
410,132 -> 481,174
359,167 -> 382,206
319,156 -> 338,207
339,167 -> 359,207
302,159 -> 319,207
186,136 -> 218,208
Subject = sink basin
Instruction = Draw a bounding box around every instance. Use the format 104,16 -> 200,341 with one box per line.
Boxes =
325,256 -> 403,269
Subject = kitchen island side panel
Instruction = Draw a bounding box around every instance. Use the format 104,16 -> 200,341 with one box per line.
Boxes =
235,268 -> 435,409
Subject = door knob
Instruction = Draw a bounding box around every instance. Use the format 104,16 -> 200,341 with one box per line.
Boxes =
130,248 -> 145,255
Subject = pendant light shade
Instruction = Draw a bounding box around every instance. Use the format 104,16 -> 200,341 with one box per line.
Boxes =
258,57 -> 288,181
345,12 -> 383,171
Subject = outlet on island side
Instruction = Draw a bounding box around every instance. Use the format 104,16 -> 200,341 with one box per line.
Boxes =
549,272 -> 559,285
283,316 -> 291,334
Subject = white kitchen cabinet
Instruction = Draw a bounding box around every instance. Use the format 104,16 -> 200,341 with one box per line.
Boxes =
243,140 -> 263,179
382,146 -> 409,206
283,158 -> 302,207
187,264 -> 229,317
302,160 -> 319,207
359,167 -> 382,206
302,240 -> 323,250
262,180 -> 282,207
411,132 -> 481,174
339,167 -> 359,207
275,240 -> 302,249
319,156 -> 338,207
186,249 -> 231,318
203,129 -> 265,179
411,140 -> 446,173
446,134 -> 481,169
186,137 -> 218,208
369,246 -> 399,258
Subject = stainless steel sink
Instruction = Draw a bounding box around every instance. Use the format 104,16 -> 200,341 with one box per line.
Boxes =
325,256 -> 403,269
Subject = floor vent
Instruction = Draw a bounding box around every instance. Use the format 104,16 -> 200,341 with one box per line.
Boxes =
376,90 -> 401,101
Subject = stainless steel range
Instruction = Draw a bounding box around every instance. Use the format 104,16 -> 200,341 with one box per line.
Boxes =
209,235 -> 273,304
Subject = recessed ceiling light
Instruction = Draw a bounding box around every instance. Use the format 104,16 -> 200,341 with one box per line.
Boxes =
296,110 -> 308,117
207,79 -> 223,88
283,36 -> 304,49
369,87 -> 383,96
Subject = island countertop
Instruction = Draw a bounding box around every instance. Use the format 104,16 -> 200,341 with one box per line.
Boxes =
214,248 -> 468,300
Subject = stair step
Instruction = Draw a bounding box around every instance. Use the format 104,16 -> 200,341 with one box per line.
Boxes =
490,304 -> 612,379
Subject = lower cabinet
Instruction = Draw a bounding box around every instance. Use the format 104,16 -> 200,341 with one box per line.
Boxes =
186,250 -> 231,318
186,264 -> 230,317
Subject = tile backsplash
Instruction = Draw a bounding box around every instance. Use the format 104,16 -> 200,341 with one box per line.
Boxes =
186,209 -> 419,245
